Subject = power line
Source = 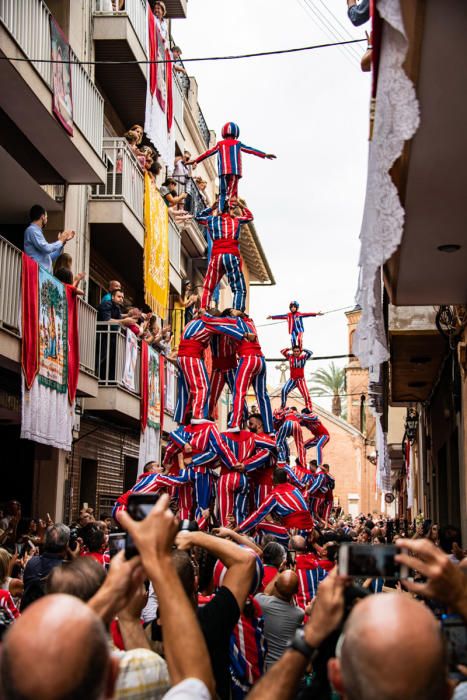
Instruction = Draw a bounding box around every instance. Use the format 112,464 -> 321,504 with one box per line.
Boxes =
315,0 -> 364,59
304,0 -> 362,62
0,37 -> 366,67
297,0 -> 360,68
265,354 -> 354,362
256,305 -> 354,328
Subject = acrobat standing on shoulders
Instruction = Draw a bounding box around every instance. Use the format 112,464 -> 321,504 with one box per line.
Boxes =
280,345 -> 313,410
196,199 -> 253,313
268,301 -> 323,349
188,122 -> 276,212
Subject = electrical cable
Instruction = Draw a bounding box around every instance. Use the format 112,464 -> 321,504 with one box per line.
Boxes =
0,37 -> 366,67
314,0 -> 365,58
297,0 -> 361,68
305,0 -> 363,61
265,354 -> 354,361
302,0 -> 361,65
256,305 -> 354,328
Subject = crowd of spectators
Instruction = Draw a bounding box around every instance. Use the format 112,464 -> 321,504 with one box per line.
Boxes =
1,488 -> 466,700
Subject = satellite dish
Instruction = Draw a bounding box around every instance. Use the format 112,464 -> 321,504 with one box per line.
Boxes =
384,493 -> 395,504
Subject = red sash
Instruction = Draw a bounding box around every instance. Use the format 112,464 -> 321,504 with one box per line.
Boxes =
290,367 -> 304,380
178,338 -> 205,358
212,355 -> 237,370
237,339 -> 263,357
282,511 -> 314,530
212,239 -> 240,257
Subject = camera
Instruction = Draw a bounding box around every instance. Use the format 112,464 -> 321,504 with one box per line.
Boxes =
338,543 -> 409,579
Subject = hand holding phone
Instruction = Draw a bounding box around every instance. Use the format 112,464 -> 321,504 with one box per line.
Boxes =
338,543 -> 409,580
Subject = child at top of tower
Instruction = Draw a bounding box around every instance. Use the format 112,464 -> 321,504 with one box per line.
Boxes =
187,122 -> 276,212
268,301 -> 323,349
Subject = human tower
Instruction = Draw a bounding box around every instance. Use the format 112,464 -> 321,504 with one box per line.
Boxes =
114,122 -> 335,535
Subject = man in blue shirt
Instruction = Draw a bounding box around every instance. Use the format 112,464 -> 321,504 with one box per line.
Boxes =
23,204 -> 75,273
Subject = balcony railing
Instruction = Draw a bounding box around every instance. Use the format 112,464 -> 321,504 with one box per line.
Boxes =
197,106 -> 211,149
93,0 -> 147,54
77,298 -> 98,375
0,0 -> 104,156
0,236 -> 21,336
168,217 -> 181,274
91,138 -> 144,223
173,74 -> 185,134
95,323 -> 141,395
0,235 -> 97,376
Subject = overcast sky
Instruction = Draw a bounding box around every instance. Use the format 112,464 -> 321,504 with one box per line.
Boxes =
173,0 -> 371,406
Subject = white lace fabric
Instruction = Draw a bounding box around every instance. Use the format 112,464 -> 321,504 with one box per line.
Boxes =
353,0 -> 420,369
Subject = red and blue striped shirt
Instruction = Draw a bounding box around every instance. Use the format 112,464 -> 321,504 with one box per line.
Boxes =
193,138 -> 268,176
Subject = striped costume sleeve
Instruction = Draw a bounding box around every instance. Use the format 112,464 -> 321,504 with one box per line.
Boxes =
299,312 -> 319,318
237,493 -> 278,533
236,207 -> 254,224
169,426 -> 192,450
253,435 -> 276,452
240,143 -> 267,158
195,206 -> 214,225
243,448 -> 270,473
208,426 -> 238,468
191,449 -> 218,468
307,474 -> 325,496
302,349 -> 313,360
283,466 -> 306,489
0,591 -> 20,620
270,313 -> 287,320
280,348 -> 290,359
203,316 -> 246,342
193,143 -> 219,165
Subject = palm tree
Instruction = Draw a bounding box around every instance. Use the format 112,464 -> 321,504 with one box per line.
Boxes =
310,362 -> 346,417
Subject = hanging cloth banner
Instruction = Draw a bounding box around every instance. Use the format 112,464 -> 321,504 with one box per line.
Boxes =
145,8 -> 174,165
21,260 -> 77,450
139,344 -> 162,472
144,173 -> 169,317
50,16 -> 74,135
122,329 -> 139,392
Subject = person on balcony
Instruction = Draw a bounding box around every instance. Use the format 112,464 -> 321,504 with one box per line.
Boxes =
188,122 -> 276,212
347,0 -> 370,26
172,46 -> 187,77
24,205 -> 75,274
160,178 -> 187,209
53,253 -> 85,295
150,0 -> 168,40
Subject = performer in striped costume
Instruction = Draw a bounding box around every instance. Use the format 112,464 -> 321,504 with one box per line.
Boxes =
300,410 -> 330,466
174,313 -> 249,425
280,346 -> 313,410
247,413 -> 277,507
216,429 -> 271,526
164,421 -> 239,518
189,122 -> 276,212
307,467 -> 328,522
208,334 -> 238,417
318,463 -> 336,525
228,314 -> 274,434
196,202 -> 253,311
290,536 -> 334,610
275,407 -> 307,467
236,469 -> 314,535
112,460 -> 190,522
268,301 -> 322,349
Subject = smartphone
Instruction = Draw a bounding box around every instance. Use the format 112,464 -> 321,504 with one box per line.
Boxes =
125,494 -> 160,558
108,531 -> 127,558
441,614 -> 467,671
338,543 -> 409,579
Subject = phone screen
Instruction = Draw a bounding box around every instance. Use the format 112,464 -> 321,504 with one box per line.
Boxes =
108,532 -> 127,558
441,615 -> 467,669
125,494 -> 160,558
339,544 -> 407,579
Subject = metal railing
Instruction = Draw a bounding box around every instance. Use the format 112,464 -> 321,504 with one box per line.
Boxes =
168,217 -> 181,274
91,138 -> 144,222
41,184 -> 65,203
0,236 -> 21,336
77,298 -> 97,375
0,0 -> 104,156
93,0 -> 147,54
95,323 -> 141,395
197,106 -> 211,148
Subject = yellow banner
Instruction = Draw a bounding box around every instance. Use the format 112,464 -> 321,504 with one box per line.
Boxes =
144,173 -> 169,317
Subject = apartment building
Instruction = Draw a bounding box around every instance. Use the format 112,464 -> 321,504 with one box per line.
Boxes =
0,0 -> 274,521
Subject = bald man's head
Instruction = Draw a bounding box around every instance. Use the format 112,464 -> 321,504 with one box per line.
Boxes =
328,593 -> 451,700
273,570 -> 298,601
289,535 -> 306,552
0,594 -> 117,700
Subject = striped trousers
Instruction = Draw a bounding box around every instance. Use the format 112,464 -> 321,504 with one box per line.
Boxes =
319,497 -> 333,523
304,434 -> 330,466
291,329 -> 304,349
229,356 -> 273,433
280,377 -> 312,410
209,367 -> 236,417
175,356 -> 210,423
276,421 -> 306,467
219,174 -> 239,212
217,472 -> 249,527
201,253 -> 247,311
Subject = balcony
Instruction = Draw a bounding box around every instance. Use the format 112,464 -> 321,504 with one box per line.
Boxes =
168,217 -> 182,293
93,0 -> 147,127
173,74 -> 186,146
0,234 -> 98,396
89,136 -> 144,253
0,0 -> 105,184
86,323 -> 141,424
165,0 -> 188,19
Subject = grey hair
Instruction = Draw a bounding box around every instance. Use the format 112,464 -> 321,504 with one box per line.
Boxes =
44,523 -> 70,552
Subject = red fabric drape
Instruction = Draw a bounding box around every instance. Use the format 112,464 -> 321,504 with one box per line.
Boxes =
371,0 -> 382,98
66,286 -> 80,404
148,10 -> 157,96
166,49 -> 173,131
140,340 -> 149,432
159,354 -> 165,433
21,254 -> 39,390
